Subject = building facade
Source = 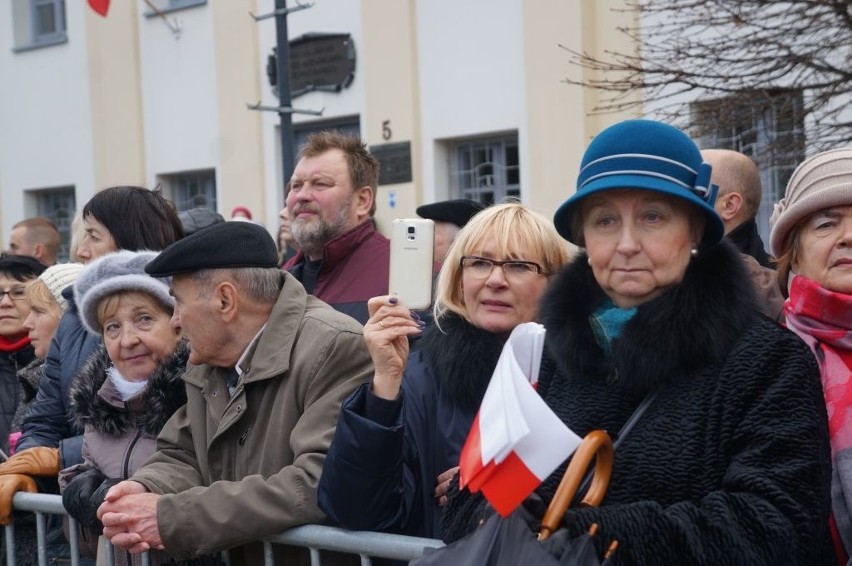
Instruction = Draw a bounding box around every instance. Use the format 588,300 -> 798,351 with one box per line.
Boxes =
0,0 -> 639,257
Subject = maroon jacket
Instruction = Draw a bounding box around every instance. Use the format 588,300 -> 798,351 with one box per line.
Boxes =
284,220 -> 389,324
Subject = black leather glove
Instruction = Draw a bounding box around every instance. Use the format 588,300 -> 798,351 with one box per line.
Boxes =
62,469 -> 116,530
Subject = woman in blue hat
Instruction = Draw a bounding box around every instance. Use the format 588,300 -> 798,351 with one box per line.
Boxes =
443,120 -> 834,564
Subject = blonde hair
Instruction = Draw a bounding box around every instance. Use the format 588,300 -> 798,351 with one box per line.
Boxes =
25,280 -> 62,320
433,202 -> 572,323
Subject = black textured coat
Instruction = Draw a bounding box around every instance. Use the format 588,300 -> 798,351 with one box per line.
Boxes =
443,242 -> 834,565
318,314 -> 504,539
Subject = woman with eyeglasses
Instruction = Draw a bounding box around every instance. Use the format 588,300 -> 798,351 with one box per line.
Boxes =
317,202 -> 572,539
0,255 -> 46,459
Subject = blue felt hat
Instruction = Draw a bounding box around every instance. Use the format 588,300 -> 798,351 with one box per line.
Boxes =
553,120 -> 724,249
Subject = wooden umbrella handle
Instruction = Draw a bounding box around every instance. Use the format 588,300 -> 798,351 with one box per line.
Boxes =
538,430 -> 613,541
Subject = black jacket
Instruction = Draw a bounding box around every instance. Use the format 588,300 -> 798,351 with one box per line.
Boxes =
727,218 -> 773,268
18,288 -> 101,469
318,315 -> 503,539
443,242 -> 834,565
0,344 -> 35,454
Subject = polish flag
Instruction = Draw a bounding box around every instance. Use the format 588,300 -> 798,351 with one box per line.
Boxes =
459,323 -> 581,516
88,0 -> 110,17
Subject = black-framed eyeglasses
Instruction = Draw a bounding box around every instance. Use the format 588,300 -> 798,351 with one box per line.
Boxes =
460,256 -> 548,279
0,288 -> 28,302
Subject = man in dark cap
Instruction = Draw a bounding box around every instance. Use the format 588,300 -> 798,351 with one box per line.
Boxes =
96,222 -> 372,565
416,198 -> 485,271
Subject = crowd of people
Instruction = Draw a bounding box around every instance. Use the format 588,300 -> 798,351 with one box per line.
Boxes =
0,124 -> 847,565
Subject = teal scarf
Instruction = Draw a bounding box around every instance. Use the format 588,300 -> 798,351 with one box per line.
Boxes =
589,299 -> 637,357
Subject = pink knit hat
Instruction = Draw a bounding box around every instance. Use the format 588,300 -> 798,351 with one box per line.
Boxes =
769,148 -> 852,257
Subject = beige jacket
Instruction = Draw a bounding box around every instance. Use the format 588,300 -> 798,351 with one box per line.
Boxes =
131,272 -> 372,564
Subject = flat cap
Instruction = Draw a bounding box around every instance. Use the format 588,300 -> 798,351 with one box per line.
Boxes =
145,221 -> 279,277
416,199 -> 486,228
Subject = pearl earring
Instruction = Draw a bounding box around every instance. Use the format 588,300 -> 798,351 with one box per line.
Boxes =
587,257 -> 592,266
690,247 -> 698,257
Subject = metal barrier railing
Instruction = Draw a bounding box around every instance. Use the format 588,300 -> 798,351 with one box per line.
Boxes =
7,492 -> 444,566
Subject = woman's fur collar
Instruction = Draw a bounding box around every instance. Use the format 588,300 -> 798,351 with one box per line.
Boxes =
71,340 -> 189,437
418,313 -> 506,411
539,241 -> 759,395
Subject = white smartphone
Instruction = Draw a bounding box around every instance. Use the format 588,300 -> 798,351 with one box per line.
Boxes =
389,218 -> 435,310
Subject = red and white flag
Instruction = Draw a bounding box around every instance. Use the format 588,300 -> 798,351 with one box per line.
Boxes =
459,322 -> 581,516
88,0 -> 110,17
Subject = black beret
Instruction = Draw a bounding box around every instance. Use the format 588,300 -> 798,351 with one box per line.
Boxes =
416,199 -> 486,228
145,221 -> 278,277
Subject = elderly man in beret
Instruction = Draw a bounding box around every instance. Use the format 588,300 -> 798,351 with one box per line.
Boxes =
96,221 -> 372,565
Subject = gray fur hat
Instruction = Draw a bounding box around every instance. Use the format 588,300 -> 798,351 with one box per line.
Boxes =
74,250 -> 174,336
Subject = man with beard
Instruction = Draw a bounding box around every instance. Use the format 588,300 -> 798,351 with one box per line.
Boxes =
281,131 -> 389,324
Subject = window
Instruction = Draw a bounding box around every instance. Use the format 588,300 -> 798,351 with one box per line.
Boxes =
159,169 -> 217,212
692,91 -> 805,245
34,186 -> 75,262
12,0 -> 67,51
452,135 -> 520,205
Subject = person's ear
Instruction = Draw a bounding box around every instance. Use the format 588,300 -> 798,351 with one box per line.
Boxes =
717,192 -> 743,221
353,186 -> 374,217
215,281 -> 239,322
32,244 -> 45,262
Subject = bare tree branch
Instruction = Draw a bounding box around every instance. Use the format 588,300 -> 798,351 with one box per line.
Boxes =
567,0 -> 852,152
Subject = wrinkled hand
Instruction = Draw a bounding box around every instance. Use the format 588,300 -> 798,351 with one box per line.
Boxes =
0,447 -> 60,477
98,481 -> 163,554
0,474 -> 37,525
365,295 -> 425,400
435,466 -> 459,507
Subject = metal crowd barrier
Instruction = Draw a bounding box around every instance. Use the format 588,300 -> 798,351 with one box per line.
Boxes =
6,492 -> 443,566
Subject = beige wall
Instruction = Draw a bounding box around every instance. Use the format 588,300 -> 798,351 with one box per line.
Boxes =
522,0 -> 641,218
210,0 -> 266,220
85,2 -> 146,189
361,0 -> 422,235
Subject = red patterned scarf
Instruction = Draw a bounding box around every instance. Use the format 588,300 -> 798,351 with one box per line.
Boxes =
785,275 -> 852,563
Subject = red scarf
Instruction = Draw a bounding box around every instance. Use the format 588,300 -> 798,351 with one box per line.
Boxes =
785,275 -> 852,564
0,334 -> 30,353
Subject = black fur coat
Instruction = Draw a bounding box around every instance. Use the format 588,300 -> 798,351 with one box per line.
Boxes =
71,340 -> 189,440
443,242 -> 834,565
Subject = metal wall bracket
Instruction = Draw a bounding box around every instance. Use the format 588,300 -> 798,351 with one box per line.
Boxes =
250,2 -> 314,22
141,0 -> 182,37
245,102 -> 324,116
